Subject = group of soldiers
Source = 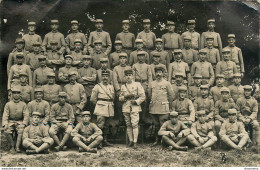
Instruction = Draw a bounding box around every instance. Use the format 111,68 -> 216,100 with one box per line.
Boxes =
3,18 -> 260,155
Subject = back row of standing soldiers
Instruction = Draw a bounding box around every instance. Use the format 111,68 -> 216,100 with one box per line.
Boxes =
3,18 -> 259,154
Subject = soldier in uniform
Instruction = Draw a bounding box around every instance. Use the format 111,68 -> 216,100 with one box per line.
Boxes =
49,92 -> 75,151
22,112 -> 54,154
71,39 -> 84,68
42,72 -> 63,106
15,71 -> 34,103
42,19 -> 66,54
181,20 -> 200,50
181,36 -> 199,68
22,21 -> 42,53
109,40 -> 124,69
219,109 -> 249,150
191,49 -> 215,87
119,69 -> 146,149
203,35 -> 220,70
137,19 -> 156,56
91,40 -> 110,70
201,19 -> 222,53
71,111 -> 103,153
25,42 -> 42,72
158,111 -> 190,151
129,39 -> 149,66
97,58 -> 113,84
187,110 -> 217,149
64,71 -> 86,124
210,74 -> 226,102
171,86 -> 195,127
65,20 -> 88,55
90,70 -> 115,147
150,52 -> 168,80
33,55 -> 54,88
171,72 -> 187,101
115,20 -> 135,56
2,87 -> 29,153
224,34 -> 244,76
216,48 -> 238,87
148,65 -> 175,146
188,74 -> 202,102
214,87 -> 236,134
150,38 -> 170,67
168,49 -> 191,86
228,73 -> 244,103
162,21 -> 183,61
88,19 -> 112,56
236,85 -> 259,145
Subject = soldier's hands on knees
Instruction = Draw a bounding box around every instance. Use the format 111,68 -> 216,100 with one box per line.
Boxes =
199,137 -> 204,144
131,100 -> 137,105
169,132 -> 175,138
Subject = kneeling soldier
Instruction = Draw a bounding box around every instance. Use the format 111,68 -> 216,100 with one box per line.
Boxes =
71,111 -> 103,153
158,111 -> 190,151
219,109 -> 249,150
23,112 -> 54,154
187,110 -> 217,150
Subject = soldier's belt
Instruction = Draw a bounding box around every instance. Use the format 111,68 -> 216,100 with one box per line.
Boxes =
56,118 -> 68,122
178,112 -> 189,115
135,79 -> 148,83
143,47 -> 154,50
9,118 -> 23,121
98,98 -> 113,102
127,97 -> 138,100
123,47 -> 133,50
69,101 -> 80,105
164,47 -> 176,50
202,77 -> 210,79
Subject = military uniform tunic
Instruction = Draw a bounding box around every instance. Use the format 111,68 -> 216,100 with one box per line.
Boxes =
42,84 -> 63,104
191,61 -> 214,86
181,31 -> 200,50
33,66 -> 54,87
42,31 -> 66,52
171,98 -> 195,122
129,50 -> 149,66
113,65 -> 131,92
137,30 -> 156,50
224,45 -> 244,73
162,32 -> 183,49
77,66 -> 97,97
158,120 -> 190,137
215,99 -> 236,121
27,100 -> 50,124
88,31 -> 112,55
228,85 -> 244,102
22,33 -> 42,52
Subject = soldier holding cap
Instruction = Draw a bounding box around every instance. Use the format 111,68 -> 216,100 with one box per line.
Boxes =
209,74 -> 226,102
58,55 -> 77,86
115,20 -> 135,56
171,72 -> 188,101
97,57 -> 113,84
8,53 -> 32,90
88,19 -> 112,56
219,109 -> 249,150
22,21 -> 42,52
71,39 -> 85,68
228,73 -> 244,102
71,111 -> 103,153
49,92 -> 75,151
109,40 -> 124,69
22,111 -> 54,155
224,34 -> 245,76
129,39 -> 149,66
119,69 -> 146,149
150,38 -> 171,67
90,70 -> 115,147
236,85 -> 259,145
158,111 -> 190,151
65,20 -> 87,55
42,19 -> 66,54
33,55 -> 54,87
15,71 -> 34,103
91,40 -> 111,70
216,48 -> 238,86
46,41 -> 64,73
137,19 -> 156,56
25,42 -> 42,72
150,53 -> 168,80
181,20 -> 200,50
188,74 -> 202,102
181,36 -> 199,67
191,49 -> 215,87
201,19 -> 222,53
148,65 -> 175,146
2,87 -> 29,153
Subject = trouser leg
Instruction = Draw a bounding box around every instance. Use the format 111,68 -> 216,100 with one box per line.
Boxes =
187,134 -> 201,147
88,136 -> 103,149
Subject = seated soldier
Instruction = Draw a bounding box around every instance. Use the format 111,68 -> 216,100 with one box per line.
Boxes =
188,74 -> 202,102
219,109 -> 249,150
187,110 -> 217,150
158,111 -> 190,151
23,112 -> 54,154
71,111 -> 103,153
49,92 -> 75,151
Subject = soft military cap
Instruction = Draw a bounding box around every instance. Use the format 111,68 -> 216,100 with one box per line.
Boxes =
47,72 -> 56,77
175,72 -> 184,77
183,36 -> 192,41
114,40 -> 122,44
135,39 -> 143,43
228,109 -> 237,115
243,85 -> 252,90
169,111 -> 178,117
207,19 -> 215,23
82,55 -> 92,60
174,49 -> 182,53
220,87 -> 230,93
15,38 -> 25,44
28,22 -> 36,26
64,55 -> 73,60
222,48 -> 231,53
178,86 -> 187,91
200,84 -> 209,89
101,70 -> 110,76
199,49 -> 208,54
193,74 -> 202,79
58,92 -> 67,97
167,21 -> 175,25
71,20 -> 79,24
187,20 -> 196,24
154,65 -> 165,72
119,53 -> 128,58
51,20 -> 59,24
16,52 -> 25,58
11,86 -> 21,92
122,20 -> 130,24
228,34 -> 235,38
206,35 -> 214,40
152,52 -> 160,57
34,87 -> 43,92
19,71 -> 28,76
38,55 -> 47,60
232,73 -> 241,78
81,111 -> 91,116
32,112 -> 41,117
100,57 -> 109,62
124,69 -> 133,75
216,74 -> 224,78
197,110 -> 206,116
74,39 -> 82,44
143,19 -> 151,23
155,38 -> 163,43
94,40 -> 102,44
95,19 -> 103,23
137,51 -> 146,56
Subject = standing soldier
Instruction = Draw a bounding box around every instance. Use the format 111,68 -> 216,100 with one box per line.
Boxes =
181,36 -> 199,68
97,58 -> 113,84
115,20 -> 135,56
181,20 -> 200,50
148,65 -> 175,146
23,112 -> 54,155
158,111 -> 190,151
171,73 -> 187,101
49,92 -> 74,151
64,71 -> 86,124
88,19 -> 112,56
210,74 -> 226,102
109,40 -> 124,69
150,38 -> 170,67
219,109 -> 249,150
224,34 -> 245,76
162,21 -> 183,61
228,73 -> 244,103
71,111 -> 103,153
171,86 -> 195,127
90,70 -> 115,147
168,49 -> 191,86
22,21 -> 42,53
187,110 -> 217,150
150,52 -> 168,80
25,42 -> 42,72
58,55 -> 77,87
201,19 -> 222,53
137,19 -> 156,56
191,49 -> 215,87
2,86 -> 29,153
119,69 -> 145,149
42,19 -> 66,54
33,55 -> 54,88
42,72 -> 63,106
129,39 -> 149,66
188,74 -> 202,102
91,40 -> 110,70
65,20 -> 87,55
216,48 -> 238,87
236,85 -> 259,145
71,39 -> 84,68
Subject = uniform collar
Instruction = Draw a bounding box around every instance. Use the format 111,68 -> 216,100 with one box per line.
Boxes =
96,51 -> 102,54
36,99 -> 42,103
179,98 -> 184,101
52,30 -> 58,33
123,30 -> 129,33
156,48 -> 162,52
75,50 -> 81,53
83,122 -> 90,126
13,99 -> 20,103
32,122 -> 38,126
144,30 -> 150,33
29,32 -> 35,35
